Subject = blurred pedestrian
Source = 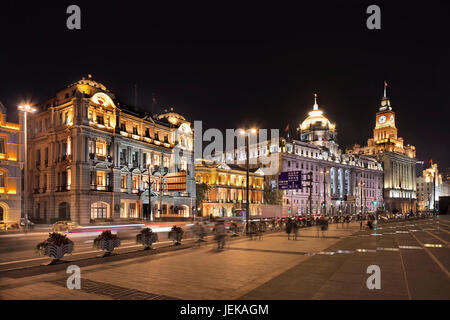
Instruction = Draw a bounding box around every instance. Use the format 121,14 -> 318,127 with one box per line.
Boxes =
293,219 -> 299,240
286,218 -> 293,240
214,220 -> 227,250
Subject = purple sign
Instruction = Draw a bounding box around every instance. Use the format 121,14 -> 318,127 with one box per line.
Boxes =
278,171 -> 302,190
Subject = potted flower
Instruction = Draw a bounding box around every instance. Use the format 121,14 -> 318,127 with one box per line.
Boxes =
94,230 -> 121,256
136,227 -> 158,250
168,225 -> 184,245
36,232 -> 74,265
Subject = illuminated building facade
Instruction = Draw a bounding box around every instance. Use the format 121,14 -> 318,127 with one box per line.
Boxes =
214,95 -> 383,216
27,77 -> 195,224
195,160 -> 264,217
349,83 -> 417,213
416,162 -> 444,211
0,102 -> 22,226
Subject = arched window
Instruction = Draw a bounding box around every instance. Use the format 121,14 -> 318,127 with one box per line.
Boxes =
0,206 -> 3,221
91,202 -> 109,219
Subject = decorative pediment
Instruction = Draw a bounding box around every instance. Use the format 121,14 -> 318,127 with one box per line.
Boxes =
132,168 -> 142,174
95,162 -> 110,169
120,166 -> 130,173
254,168 -> 265,176
217,162 -> 230,170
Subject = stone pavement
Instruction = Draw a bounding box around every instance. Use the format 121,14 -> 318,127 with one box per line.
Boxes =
0,217 -> 449,300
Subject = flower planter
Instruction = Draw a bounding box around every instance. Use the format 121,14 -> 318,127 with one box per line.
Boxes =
137,232 -> 158,250
168,230 -> 184,245
43,242 -> 74,260
96,238 -> 121,255
36,233 -> 75,265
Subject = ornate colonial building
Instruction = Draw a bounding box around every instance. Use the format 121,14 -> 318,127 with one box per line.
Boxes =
416,162 -> 444,211
27,76 -> 195,224
348,83 -> 417,213
0,102 -> 22,226
195,159 -> 264,217
213,94 -> 384,216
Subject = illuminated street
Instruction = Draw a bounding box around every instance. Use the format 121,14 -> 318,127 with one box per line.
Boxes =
0,217 -> 448,300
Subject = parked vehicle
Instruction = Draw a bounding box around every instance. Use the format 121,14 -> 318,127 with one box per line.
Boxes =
20,218 -> 35,228
52,220 -> 80,232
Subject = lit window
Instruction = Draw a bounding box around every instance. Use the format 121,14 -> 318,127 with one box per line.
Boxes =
96,141 -> 106,156
97,171 -> 106,186
163,157 -> 170,169
129,203 -> 137,218
121,175 -> 127,189
0,172 -> 5,188
91,202 -> 108,219
181,158 -> 187,171
132,176 -> 139,190
154,154 -> 160,166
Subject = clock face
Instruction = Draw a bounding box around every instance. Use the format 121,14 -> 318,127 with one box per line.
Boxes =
378,115 -> 386,124
390,115 -> 394,123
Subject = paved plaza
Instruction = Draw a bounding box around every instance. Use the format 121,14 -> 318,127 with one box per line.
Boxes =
0,217 -> 449,300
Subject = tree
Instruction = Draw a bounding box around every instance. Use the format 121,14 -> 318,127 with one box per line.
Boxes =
196,183 -> 211,216
263,185 -> 283,205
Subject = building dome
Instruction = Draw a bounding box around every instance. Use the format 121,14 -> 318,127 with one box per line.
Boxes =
157,107 -> 186,125
299,94 -> 337,145
300,94 -> 335,131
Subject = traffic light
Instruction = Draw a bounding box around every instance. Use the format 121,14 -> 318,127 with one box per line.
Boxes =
321,201 -> 326,207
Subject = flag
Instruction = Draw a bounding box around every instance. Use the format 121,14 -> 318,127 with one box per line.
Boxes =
385,81 -> 388,87
284,124 -> 289,132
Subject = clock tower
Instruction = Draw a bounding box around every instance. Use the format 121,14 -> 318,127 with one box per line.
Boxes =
348,81 -> 417,214
373,81 -> 397,143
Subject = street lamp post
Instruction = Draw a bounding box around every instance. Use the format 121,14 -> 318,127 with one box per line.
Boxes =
240,128 -> 257,235
147,164 -> 154,221
359,181 -> 365,216
18,104 -> 37,233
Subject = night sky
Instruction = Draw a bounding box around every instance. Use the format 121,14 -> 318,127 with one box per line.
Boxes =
1,1 -> 449,168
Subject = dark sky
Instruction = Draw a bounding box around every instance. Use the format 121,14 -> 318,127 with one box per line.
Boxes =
1,1 -> 449,168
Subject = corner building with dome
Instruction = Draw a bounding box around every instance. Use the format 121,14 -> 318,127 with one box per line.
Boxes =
26,77 -> 196,224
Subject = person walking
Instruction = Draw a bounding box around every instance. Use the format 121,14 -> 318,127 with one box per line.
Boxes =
214,220 -> 227,250
293,219 -> 299,240
286,218 -> 293,240
193,222 -> 206,242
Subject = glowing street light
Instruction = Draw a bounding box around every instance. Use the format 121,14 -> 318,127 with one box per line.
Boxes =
18,104 -> 37,233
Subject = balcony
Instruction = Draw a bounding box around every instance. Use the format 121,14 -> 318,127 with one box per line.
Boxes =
56,185 -> 69,192
90,185 -> 112,191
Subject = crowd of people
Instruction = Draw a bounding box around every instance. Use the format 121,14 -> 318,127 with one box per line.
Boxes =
190,211 -> 435,250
